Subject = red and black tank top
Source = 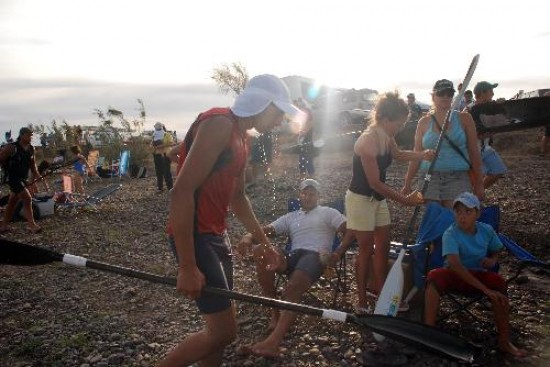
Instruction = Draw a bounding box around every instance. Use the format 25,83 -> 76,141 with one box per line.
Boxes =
169,107 -> 248,235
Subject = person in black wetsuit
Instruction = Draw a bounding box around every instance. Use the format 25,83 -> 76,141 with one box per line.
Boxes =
0,127 -> 42,233
345,92 -> 435,313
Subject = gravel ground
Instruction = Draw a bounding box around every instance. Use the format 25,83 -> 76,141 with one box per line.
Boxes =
1,129 -> 549,366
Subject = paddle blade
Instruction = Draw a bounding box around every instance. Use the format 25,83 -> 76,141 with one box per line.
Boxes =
0,239 -> 62,265
351,314 -> 475,362
373,249 -> 405,341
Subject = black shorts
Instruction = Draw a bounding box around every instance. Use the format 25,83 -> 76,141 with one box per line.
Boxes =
8,177 -> 27,194
168,233 -> 233,314
284,249 -> 323,283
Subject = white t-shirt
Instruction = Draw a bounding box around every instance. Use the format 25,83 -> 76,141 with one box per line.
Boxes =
270,205 -> 346,253
153,129 -> 165,142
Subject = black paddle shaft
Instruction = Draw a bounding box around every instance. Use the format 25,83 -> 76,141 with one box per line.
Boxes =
0,239 -> 475,362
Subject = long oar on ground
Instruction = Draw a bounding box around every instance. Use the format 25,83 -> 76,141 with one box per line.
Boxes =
374,54 -> 480,343
0,239 -> 475,363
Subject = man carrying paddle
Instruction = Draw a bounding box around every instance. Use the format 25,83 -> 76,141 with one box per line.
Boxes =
236,179 -> 354,358
161,74 -> 301,367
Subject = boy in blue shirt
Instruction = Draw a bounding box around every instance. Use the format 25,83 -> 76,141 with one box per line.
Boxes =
424,192 -> 526,358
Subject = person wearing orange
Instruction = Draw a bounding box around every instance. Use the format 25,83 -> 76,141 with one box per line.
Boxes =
160,74 -> 301,367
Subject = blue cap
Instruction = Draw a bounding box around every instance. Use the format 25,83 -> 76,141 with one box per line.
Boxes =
453,192 -> 480,210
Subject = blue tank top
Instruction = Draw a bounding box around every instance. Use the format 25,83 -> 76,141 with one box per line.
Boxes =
74,160 -> 86,174
420,111 -> 470,172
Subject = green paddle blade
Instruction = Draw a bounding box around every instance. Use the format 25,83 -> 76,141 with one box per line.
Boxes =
351,314 -> 475,362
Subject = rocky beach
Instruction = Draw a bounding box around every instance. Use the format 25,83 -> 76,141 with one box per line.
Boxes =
1,128 -> 549,367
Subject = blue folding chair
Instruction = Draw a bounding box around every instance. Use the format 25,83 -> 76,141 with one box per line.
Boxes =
280,198 -> 349,307
409,202 -> 548,323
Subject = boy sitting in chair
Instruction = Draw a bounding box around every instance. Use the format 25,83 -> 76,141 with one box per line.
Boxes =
424,192 -> 526,358
237,179 -> 354,358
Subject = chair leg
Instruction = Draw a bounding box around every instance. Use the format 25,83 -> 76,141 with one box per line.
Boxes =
438,293 -> 488,326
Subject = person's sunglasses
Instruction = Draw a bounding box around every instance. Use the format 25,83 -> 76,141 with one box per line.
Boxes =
435,89 -> 455,98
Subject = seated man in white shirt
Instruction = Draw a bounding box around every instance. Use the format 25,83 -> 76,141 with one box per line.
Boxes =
237,178 -> 353,358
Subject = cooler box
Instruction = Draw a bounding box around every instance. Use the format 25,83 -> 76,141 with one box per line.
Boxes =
34,197 -> 55,217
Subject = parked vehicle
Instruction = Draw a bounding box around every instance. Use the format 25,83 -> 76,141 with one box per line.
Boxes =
311,88 -> 377,137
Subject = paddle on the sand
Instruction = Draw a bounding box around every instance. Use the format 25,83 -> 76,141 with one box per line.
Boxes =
0,239 -> 475,362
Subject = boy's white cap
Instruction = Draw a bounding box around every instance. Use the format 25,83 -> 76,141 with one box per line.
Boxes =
453,192 -> 480,210
154,122 -> 163,130
231,74 -> 301,118
299,178 -> 321,192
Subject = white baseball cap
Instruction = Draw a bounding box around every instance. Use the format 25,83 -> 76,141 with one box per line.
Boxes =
453,192 -> 480,210
299,178 -> 321,192
231,74 -> 301,118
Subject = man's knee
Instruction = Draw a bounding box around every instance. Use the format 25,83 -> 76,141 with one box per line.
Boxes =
282,270 -> 313,301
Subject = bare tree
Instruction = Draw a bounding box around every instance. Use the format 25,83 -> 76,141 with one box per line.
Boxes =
133,99 -> 146,133
211,62 -> 249,96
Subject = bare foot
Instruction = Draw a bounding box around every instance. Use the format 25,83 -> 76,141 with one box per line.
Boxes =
237,342 -> 281,359
499,341 -> 527,358
28,225 -> 42,234
267,311 -> 279,332
250,340 -> 281,359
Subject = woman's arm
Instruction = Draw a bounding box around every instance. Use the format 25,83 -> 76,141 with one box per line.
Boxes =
460,112 -> 484,199
356,132 -> 421,206
389,138 -> 435,162
402,117 -> 429,194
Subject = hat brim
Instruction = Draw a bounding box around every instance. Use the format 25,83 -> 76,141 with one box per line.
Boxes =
273,100 -> 301,117
433,87 -> 456,93
452,198 -> 479,209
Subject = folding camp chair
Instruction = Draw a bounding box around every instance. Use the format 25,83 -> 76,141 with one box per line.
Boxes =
409,202 -> 548,324
277,198 -> 349,308
55,182 -> 122,213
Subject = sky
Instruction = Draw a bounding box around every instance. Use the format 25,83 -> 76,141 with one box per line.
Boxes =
1,0 -> 549,140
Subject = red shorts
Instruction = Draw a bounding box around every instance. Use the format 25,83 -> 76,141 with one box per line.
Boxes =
427,268 -> 507,295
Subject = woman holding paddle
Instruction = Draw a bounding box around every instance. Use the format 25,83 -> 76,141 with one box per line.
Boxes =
161,74 -> 300,367
345,92 -> 435,313
402,79 -> 484,208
